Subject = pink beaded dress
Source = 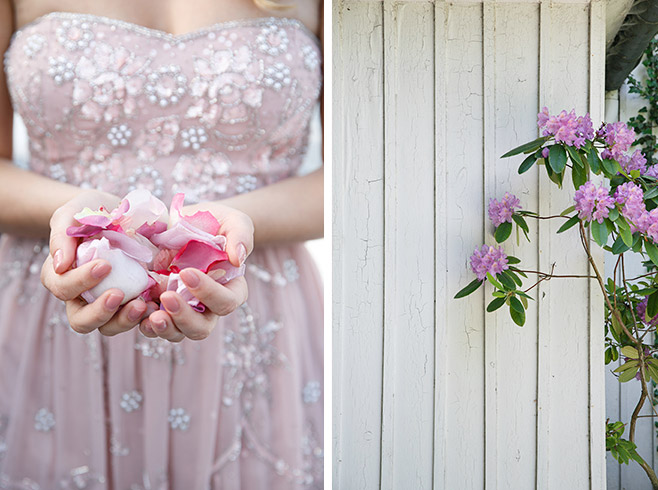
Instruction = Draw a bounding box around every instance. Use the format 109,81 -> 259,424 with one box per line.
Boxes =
0,12 -> 323,489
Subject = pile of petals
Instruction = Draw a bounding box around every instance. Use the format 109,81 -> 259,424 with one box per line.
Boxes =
67,189 -> 244,312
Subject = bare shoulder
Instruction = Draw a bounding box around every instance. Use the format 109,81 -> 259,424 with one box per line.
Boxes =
0,0 -> 14,159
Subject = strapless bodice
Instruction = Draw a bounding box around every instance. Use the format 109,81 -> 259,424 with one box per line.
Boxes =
4,12 -> 322,202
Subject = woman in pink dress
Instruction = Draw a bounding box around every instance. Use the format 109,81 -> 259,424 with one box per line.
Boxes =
0,0 -> 323,488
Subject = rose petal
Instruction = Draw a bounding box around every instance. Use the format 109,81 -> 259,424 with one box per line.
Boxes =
118,189 -> 169,231
100,230 -> 157,264
77,237 -> 150,304
169,239 -> 228,273
67,224 -> 105,237
151,220 -> 225,250
168,192 -> 220,235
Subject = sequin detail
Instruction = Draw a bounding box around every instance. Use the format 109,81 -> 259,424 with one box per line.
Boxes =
34,409 -> 55,432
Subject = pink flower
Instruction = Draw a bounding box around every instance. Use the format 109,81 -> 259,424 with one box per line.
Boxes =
615,182 -> 646,232
470,245 -> 509,281
488,192 -> 521,227
598,121 -> 636,162
574,181 -> 615,223
537,107 -> 594,148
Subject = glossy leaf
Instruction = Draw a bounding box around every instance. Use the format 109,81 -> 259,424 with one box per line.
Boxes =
645,240 -> 658,267
518,153 -> 537,174
494,222 -> 512,243
487,297 -> 506,312
454,278 -> 483,299
501,136 -> 549,158
591,220 -> 609,247
548,145 -> 567,173
557,215 -> 580,234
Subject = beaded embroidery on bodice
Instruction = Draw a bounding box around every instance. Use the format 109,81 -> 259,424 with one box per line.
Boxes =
4,12 -> 322,203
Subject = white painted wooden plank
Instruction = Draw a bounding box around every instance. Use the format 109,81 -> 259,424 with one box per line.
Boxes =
538,4 -> 593,488
432,2 -> 448,488
486,5 -> 541,490
443,5 -> 486,489
332,3 -> 385,489
381,2 -> 436,488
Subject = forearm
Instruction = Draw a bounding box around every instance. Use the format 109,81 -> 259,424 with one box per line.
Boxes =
192,168 -> 323,246
0,161 -> 114,238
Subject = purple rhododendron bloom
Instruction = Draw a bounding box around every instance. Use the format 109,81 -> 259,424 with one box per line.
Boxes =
637,298 -> 658,327
488,192 -> 521,227
574,181 -> 615,224
542,147 -> 550,159
470,245 -> 509,281
617,149 -> 648,175
615,182 -> 646,232
537,107 -> 595,148
598,121 -> 636,161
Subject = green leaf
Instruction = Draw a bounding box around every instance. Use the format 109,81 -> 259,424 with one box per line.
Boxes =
648,290 -> 658,318
560,205 -> 576,216
518,153 -> 538,174
512,214 -> 529,233
587,147 -> 601,174
487,297 -> 506,312
454,278 -> 484,299
645,186 -> 658,199
645,240 -> 658,267
548,145 -> 567,173
509,302 -> 526,326
611,311 -> 624,336
608,207 -> 620,221
497,271 -> 515,289
545,163 -> 564,188
495,222 -> 513,243
601,158 -> 620,177
619,367 -> 640,383
613,360 -> 639,373
591,220 -> 609,247
486,272 -> 504,290
566,145 -> 584,167
509,296 -> 525,314
557,215 -> 580,233
506,256 -> 521,265
571,161 -> 587,189
501,136 -> 549,158
621,345 -> 638,358
611,235 -> 631,255
617,219 -> 633,247
501,269 -> 523,287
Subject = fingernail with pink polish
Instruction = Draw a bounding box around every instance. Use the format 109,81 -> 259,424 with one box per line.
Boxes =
161,295 -> 180,313
180,269 -> 200,288
92,262 -> 111,279
237,243 -> 247,266
53,249 -> 63,272
105,293 -> 123,310
153,319 -> 167,332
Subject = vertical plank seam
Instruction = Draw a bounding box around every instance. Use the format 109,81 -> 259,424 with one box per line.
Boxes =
482,1 -> 496,489
536,2 -> 551,488
588,2 -> 606,487
433,2 -> 448,488
379,1 -> 387,488
430,2 -> 438,489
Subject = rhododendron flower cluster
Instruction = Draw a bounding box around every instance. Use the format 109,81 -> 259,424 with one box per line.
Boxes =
598,121 -> 636,162
469,245 -> 509,280
67,189 -> 244,311
537,107 -> 594,148
488,193 -> 521,227
574,181 -> 616,224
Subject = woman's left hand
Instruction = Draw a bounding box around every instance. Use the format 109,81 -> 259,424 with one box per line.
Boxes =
139,203 -> 254,342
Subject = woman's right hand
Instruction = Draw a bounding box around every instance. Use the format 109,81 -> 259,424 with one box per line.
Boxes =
40,190 -> 154,336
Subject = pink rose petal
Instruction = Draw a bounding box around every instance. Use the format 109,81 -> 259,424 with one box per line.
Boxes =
169,239 -> 229,273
